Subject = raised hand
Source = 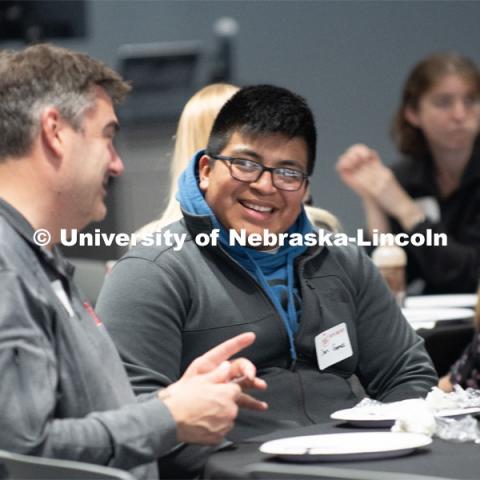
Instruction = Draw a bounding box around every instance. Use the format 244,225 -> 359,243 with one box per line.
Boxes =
337,144 -> 424,230
159,333 -> 268,444
182,332 -> 267,395
160,361 -> 243,444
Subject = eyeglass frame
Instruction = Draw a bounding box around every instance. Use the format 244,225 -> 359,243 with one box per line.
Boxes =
207,154 -> 309,192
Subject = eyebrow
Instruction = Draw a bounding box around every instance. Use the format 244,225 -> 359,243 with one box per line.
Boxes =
229,147 -> 261,160
103,120 -> 120,135
229,147 -> 305,170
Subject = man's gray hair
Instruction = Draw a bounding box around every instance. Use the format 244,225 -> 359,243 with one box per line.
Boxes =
0,44 -> 131,161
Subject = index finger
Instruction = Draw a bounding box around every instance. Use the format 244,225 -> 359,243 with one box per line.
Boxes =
200,332 -> 256,365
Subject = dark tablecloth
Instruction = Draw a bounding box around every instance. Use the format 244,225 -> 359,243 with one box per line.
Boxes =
204,422 -> 479,480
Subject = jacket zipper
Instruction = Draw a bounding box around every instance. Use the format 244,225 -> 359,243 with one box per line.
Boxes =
212,244 -> 324,371
214,244 -> 300,369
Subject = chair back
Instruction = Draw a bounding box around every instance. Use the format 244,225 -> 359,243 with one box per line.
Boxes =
0,449 -> 135,480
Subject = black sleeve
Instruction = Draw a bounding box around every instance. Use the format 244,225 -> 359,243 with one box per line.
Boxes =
390,155 -> 480,293
404,218 -> 480,293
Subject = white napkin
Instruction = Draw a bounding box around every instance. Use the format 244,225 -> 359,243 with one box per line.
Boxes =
391,399 -> 436,437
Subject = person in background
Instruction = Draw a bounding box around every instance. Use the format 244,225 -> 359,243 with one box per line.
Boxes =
438,285 -> 480,392
97,85 -> 437,452
134,83 -> 239,241
303,187 -> 342,232
0,44 -> 267,480
337,52 -> 480,294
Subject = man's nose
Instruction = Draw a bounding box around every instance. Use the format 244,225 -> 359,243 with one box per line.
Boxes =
110,148 -> 125,177
250,169 -> 277,193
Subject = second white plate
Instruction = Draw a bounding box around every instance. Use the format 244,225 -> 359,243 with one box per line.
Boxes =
259,432 -> 432,462
331,405 -> 480,427
405,294 -> 477,309
401,307 -> 474,324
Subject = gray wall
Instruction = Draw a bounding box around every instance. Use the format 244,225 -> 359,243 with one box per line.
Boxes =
4,0 -> 480,246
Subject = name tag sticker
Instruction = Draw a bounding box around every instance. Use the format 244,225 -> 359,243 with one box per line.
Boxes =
315,322 -> 353,370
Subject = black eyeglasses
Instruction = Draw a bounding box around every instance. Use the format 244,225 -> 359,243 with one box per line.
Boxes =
209,154 -> 308,191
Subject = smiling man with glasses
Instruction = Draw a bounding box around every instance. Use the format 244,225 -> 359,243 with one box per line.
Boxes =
97,85 -> 437,477
198,129 -> 311,249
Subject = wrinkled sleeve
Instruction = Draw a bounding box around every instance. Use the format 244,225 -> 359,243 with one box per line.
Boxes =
96,254 -> 220,477
0,269 -> 177,471
350,248 -> 438,400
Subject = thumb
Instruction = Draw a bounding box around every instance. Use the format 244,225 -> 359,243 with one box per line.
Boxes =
202,360 -> 231,384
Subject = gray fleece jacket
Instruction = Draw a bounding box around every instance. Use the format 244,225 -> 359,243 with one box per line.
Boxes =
0,199 -> 178,480
97,212 -> 437,443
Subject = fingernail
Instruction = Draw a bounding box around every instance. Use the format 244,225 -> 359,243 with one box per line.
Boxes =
230,375 -> 246,384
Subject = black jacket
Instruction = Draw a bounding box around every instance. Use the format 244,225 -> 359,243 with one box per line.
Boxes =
391,140 -> 480,294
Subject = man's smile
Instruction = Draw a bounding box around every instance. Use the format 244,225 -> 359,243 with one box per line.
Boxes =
240,200 -> 275,214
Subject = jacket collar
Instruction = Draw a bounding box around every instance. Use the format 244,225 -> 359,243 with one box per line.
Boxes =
180,208 -> 327,265
0,197 -> 74,280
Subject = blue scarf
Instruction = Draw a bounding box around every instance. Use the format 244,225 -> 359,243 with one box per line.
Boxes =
177,150 -> 314,360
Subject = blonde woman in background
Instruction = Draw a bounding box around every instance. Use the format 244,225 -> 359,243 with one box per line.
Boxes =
303,187 -> 341,232
134,83 -> 239,241
304,205 -> 341,232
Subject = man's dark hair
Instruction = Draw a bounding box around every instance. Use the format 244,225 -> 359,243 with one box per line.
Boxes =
206,85 -> 317,175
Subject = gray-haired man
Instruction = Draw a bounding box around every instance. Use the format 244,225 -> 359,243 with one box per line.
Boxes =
0,44 -> 266,479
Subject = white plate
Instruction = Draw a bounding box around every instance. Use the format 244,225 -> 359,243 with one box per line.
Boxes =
331,407 -> 400,428
436,407 -> 480,418
405,294 -> 477,309
330,406 -> 480,427
401,307 -> 473,325
259,432 -> 432,462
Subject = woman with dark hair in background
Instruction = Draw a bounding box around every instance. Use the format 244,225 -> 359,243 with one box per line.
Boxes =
337,52 -> 480,294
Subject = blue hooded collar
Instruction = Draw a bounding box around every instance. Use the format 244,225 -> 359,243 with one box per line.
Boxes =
177,149 -> 314,360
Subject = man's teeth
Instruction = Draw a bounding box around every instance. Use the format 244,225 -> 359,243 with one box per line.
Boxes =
243,202 -> 273,213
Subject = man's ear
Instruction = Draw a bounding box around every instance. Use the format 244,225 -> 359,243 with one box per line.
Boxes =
40,107 -> 67,158
404,106 -> 420,128
198,155 -> 212,192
